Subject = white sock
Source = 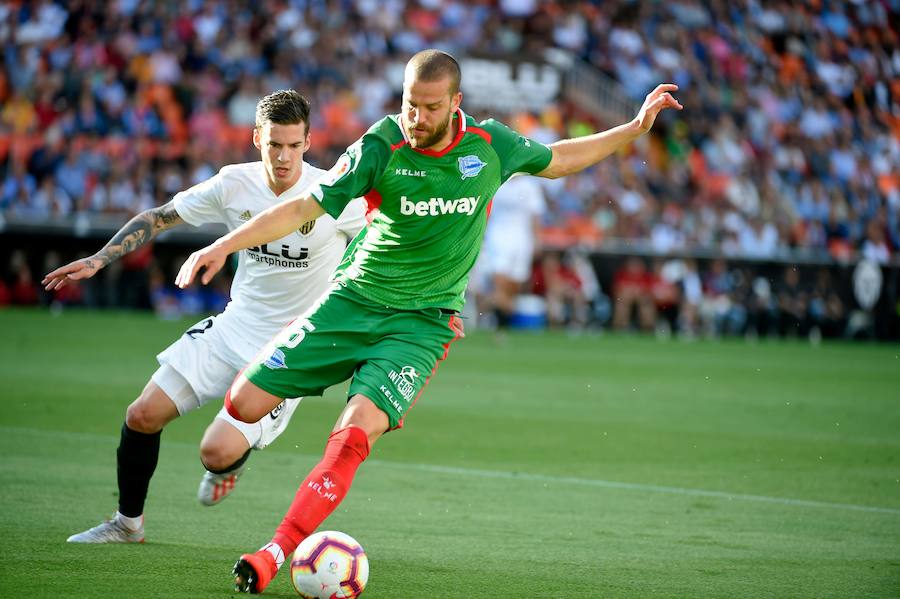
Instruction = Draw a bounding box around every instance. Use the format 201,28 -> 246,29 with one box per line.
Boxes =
260,542 -> 285,570
115,511 -> 143,531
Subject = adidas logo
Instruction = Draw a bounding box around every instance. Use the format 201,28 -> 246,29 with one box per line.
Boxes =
239,210 -> 252,221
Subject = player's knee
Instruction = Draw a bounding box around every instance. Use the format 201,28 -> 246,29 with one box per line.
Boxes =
125,399 -> 167,434
199,438 -> 242,472
336,395 -> 389,445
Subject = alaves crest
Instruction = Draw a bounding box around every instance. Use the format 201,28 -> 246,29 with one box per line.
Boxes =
458,155 -> 486,179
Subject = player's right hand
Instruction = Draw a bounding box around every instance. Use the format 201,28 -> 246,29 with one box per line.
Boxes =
176,243 -> 228,288
635,83 -> 682,133
42,257 -> 102,291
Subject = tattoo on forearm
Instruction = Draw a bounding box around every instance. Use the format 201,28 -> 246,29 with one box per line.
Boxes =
94,202 -> 183,267
154,203 -> 182,228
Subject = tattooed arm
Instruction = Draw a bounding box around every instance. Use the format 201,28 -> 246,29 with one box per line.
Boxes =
42,201 -> 185,290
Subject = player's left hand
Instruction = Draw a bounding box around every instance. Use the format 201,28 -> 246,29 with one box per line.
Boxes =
449,315 -> 466,338
635,84 -> 683,133
175,243 -> 228,288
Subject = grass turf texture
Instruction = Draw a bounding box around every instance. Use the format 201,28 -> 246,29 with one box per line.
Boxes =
0,308 -> 898,598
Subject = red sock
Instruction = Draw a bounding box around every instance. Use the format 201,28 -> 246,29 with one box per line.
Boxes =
271,426 -> 370,557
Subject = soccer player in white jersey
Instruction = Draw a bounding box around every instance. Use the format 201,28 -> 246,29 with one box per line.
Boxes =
43,90 -> 367,543
477,174 -> 546,329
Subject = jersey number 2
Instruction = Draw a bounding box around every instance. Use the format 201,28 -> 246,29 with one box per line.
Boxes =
186,318 -> 213,339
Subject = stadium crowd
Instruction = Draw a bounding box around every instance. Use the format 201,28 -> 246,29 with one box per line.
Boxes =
1,0 -> 897,338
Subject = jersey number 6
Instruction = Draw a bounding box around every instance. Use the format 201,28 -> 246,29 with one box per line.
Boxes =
281,318 -> 316,349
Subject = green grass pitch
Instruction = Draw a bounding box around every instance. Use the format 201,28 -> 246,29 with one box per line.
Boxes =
1,308 -> 898,598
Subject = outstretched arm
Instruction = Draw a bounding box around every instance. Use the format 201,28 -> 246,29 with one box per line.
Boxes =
42,201 -> 184,290
176,194 -> 324,288
538,84 -> 683,179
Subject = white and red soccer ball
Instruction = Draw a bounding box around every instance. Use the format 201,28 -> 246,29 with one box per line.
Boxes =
290,531 -> 369,598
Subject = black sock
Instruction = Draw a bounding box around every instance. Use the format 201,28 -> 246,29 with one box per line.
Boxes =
205,448 -> 252,475
495,308 -> 512,329
116,423 -> 161,518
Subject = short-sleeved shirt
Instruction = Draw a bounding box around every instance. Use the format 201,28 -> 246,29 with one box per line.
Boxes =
483,174 -> 546,251
173,161 -> 367,364
308,110 -> 552,311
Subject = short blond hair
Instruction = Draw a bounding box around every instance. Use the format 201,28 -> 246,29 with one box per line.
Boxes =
406,49 -> 461,95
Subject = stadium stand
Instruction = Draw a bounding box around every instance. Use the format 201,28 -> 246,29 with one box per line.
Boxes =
1,1 -> 897,338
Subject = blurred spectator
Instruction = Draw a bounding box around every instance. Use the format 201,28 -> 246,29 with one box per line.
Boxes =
808,268 -> 847,339
861,218 -> 891,264
744,275 -> 778,338
117,243 -> 154,310
0,277 -> 11,306
478,174 -> 546,329
777,267 -> 809,337
648,259 -> 681,335
87,168 -> 150,214
228,76 -> 261,126
2,161 -> 37,212
677,259 -> 703,337
54,147 -> 89,201
9,251 -> 39,305
611,256 -> 654,332
1,91 -> 37,133
14,174 -> 72,219
531,251 -> 588,329
699,258 -> 745,337
148,262 -> 181,320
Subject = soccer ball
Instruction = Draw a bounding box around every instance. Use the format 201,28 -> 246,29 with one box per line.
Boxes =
290,531 -> 369,598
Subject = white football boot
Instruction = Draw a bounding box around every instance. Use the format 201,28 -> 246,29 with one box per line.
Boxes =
67,514 -> 144,543
197,462 -> 248,506
198,397 -> 301,506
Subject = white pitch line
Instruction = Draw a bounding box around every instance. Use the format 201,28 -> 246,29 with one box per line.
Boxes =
366,460 -> 900,516
4,425 -> 898,516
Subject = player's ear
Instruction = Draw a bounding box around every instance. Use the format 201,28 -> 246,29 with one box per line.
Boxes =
303,132 -> 311,153
451,91 -> 462,113
252,127 -> 261,150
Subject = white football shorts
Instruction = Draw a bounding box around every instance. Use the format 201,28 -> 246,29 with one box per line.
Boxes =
151,315 -> 301,449
483,240 -> 533,283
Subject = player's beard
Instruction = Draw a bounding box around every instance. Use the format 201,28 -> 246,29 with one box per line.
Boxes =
406,111 -> 452,150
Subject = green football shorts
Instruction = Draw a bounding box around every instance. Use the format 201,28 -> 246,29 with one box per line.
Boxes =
244,283 -> 462,429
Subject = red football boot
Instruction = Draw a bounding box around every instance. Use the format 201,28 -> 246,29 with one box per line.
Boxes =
233,550 -> 278,594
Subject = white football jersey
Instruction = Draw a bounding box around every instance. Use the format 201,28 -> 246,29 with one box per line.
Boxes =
173,161 -> 367,366
483,174 -> 546,251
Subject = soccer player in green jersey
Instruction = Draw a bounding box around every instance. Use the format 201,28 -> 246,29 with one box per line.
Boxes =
176,49 -> 682,594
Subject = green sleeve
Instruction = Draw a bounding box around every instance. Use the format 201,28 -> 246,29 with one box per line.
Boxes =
482,119 -> 553,183
310,133 -> 391,219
